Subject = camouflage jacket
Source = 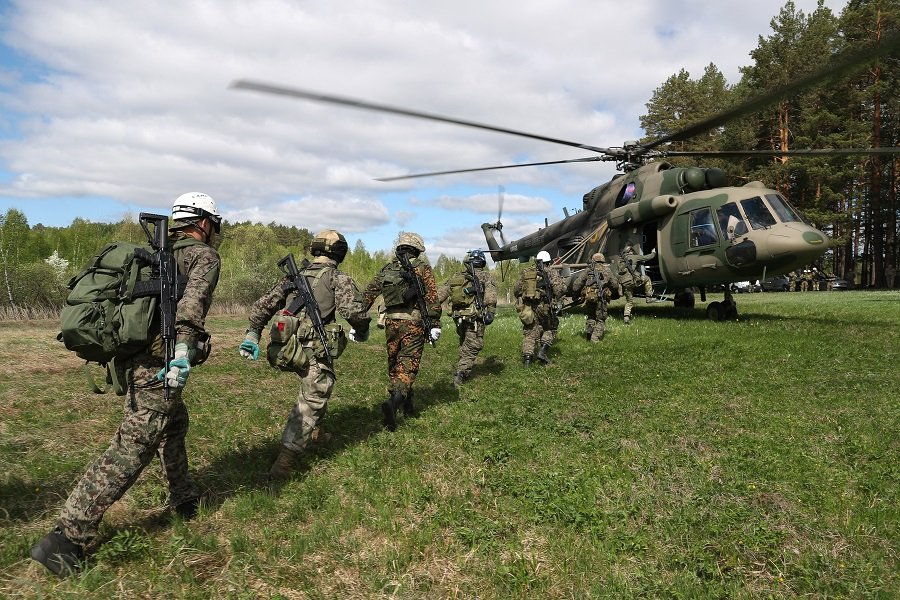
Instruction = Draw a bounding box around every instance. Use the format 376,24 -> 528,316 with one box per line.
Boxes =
436,266 -> 498,318
514,264 -> 565,305
172,233 -> 220,345
364,256 -> 441,321
247,256 -> 371,336
572,262 -> 616,297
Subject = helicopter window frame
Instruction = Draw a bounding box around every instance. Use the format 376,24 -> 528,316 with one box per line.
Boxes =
740,196 -> 778,230
766,193 -> 804,224
688,207 -> 719,249
716,202 -> 749,239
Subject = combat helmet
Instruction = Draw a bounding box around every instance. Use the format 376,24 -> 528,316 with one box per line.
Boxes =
536,250 -> 551,264
396,232 -> 425,254
464,249 -> 487,268
310,229 -> 348,262
172,192 -> 222,233
592,252 -> 605,263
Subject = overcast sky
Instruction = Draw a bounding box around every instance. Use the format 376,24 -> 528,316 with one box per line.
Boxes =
0,0 -> 848,259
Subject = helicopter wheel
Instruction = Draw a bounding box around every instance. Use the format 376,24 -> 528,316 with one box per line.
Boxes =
674,289 -> 695,312
706,301 -> 724,321
724,302 -> 738,320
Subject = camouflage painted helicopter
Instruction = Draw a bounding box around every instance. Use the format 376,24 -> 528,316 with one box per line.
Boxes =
232,31 -> 900,320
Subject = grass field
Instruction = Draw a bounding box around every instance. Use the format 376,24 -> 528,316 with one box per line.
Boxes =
1,291 -> 898,598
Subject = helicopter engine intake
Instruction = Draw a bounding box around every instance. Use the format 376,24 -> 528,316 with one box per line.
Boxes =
607,194 -> 678,229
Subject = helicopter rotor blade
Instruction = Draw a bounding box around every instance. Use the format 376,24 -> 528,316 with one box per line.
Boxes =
664,147 -> 900,157
374,156 -> 605,182
644,30 -> 900,150
497,185 -> 508,246
231,79 -> 613,155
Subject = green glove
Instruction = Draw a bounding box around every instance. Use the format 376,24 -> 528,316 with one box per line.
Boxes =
156,342 -> 191,388
239,330 -> 260,360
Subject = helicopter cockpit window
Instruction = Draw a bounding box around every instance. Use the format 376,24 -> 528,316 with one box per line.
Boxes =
716,202 -> 748,238
689,207 -> 718,248
740,196 -> 777,230
615,181 -> 637,208
766,194 -> 803,223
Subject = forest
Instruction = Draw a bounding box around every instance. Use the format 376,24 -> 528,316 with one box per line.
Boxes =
1,0 -> 898,315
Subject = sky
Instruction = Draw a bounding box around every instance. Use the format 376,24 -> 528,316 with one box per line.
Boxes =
0,0 -> 849,260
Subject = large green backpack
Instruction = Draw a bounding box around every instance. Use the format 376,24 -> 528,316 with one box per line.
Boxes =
58,240 -> 182,394
448,272 -> 475,307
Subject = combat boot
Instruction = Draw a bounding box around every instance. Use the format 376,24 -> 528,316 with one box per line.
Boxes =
523,354 -> 532,366
401,389 -> 416,417
623,315 -> 631,325
268,446 -> 300,480
30,526 -> 84,577
174,497 -> 200,519
536,344 -> 551,364
452,372 -> 465,389
382,393 -> 398,431
309,425 -> 332,447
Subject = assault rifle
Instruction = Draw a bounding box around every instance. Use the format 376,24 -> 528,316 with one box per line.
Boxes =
465,261 -> 488,323
137,213 -> 179,401
278,253 -> 334,370
589,261 -> 608,312
398,252 -> 436,346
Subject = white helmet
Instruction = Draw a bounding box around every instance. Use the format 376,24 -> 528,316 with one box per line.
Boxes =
536,251 -> 551,264
172,192 -> 222,232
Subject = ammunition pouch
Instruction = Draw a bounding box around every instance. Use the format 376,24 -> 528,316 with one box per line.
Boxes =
267,313 -> 346,373
516,301 -> 535,326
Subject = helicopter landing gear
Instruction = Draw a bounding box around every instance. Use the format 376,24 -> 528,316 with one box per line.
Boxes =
706,291 -> 738,321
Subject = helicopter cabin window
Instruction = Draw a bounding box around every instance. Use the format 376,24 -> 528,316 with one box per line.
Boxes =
689,207 -> 718,248
716,202 -> 748,238
766,194 -> 803,223
740,196 -> 777,230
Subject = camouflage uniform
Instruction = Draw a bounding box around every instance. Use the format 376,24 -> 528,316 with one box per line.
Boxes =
436,260 -> 497,385
56,232 -> 220,547
571,253 -> 617,342
800,270 -> 812,292
514,259 -> 565,364
363,235 -> 441,428
612,244 -> 655,324
787,270 -> 798,292
247,256 -> 370,457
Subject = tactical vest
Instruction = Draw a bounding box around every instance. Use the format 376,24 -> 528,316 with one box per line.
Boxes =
380,260 -> 412,308
267,264 -> 347,373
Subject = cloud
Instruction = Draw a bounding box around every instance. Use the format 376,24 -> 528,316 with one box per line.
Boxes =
430,192 -> 552,215
225,195 -> 390,233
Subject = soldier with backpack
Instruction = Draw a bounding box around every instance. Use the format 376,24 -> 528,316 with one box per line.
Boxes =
610,241 -> 656,325
514,251 -> 565,365
436,249 -> 497,388
237,230 -> 371,480
31,193 -> 222,577
572,252 -> 617,342
362,232 -> 441,431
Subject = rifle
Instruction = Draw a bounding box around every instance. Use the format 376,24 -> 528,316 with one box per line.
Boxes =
465,261 -> 488,323
535,259 -> 559,324
278,253 -> 334,370
137,213 -> 179,401
589,261 -> 608,312
397,252 -> 436,346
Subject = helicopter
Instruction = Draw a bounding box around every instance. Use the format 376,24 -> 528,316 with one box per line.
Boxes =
231,30 -> 900,320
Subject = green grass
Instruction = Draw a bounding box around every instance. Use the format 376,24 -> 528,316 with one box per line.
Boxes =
1,291 -> 898,598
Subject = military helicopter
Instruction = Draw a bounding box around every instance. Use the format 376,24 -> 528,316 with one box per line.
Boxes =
231,31 -> 900,320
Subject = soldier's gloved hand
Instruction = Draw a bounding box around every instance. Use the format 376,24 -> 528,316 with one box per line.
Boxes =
429,327 -> 442,342
483,312 -> 495,325
156,342 -> 191,388
349,327 -> 369,343
239,331 -> 260,360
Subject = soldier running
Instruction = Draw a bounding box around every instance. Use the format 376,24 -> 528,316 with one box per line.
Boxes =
514,250 -> 565,365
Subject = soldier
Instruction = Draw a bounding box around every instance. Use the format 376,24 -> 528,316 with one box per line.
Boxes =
436,249 -> 498,388
787,270 -> 798,292
800,269 -> 812,292
611,241 -> 656,324
571,252 -> 617,342
514,250 -> 565,365
237,230 -> 371,480
31,192 -> 222,577
362,232 -> 442,431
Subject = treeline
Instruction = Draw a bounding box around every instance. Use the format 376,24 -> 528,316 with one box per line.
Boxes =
0,210 -> 525,315
640,0 -> 899,286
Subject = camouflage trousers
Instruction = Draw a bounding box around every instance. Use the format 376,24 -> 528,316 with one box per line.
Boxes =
583,301 -> 608,342
385,318 -> 425,397
281,353 -> 335,454
453,317 -> 486,377
622,276 -> 652,319
58,356 -> 198,546
521,314 -> 558,357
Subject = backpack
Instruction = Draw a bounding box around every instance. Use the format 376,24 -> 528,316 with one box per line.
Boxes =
448,272 -> 475,307
58,240 -> 187,394
380,260 -> 412,308
520,268 -> 539,300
